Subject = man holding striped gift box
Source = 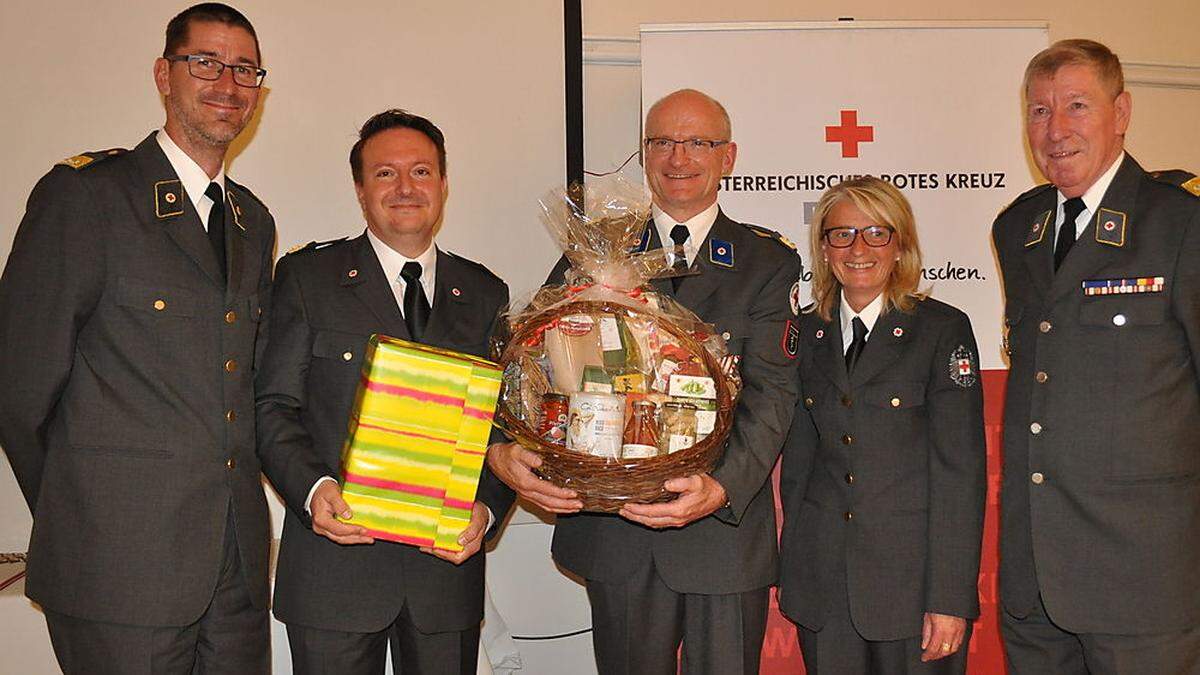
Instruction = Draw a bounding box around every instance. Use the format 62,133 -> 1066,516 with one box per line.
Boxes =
256,109 -> 514,675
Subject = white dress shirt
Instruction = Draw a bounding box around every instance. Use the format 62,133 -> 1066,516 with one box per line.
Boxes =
840,292 -> 884,355
1054,151 -> 1125,245
155,129 -> 224,229
366,228 -> 438,314
652,201 -> 720,268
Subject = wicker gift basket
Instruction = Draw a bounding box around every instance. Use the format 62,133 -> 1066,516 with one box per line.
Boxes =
491,177 -> 742,512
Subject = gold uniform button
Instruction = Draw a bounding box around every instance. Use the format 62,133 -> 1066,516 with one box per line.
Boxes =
845,473 -> 855,485
1035,371 -> 1048,383
224,359 -> 237,373
844,511 -> 854,521
153,299 -> 166,311
890,397 -> 902,407
342,351 -> 353,361
224,310 -> 237,324
1031,472 -> 1045,485
225,410 -> 236,422
803,397 -> 814,409
226,458 -> 236,470
842,434 -> 854,446
1039,320 -> 1052,333
1030,422 -> 1043,435
841,396 -> 852,407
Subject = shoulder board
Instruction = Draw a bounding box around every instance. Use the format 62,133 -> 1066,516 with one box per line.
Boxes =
286,237 -> 348,255
57,148 -> 128,170
226,178 -> 271,212
743,223 -> 796,251
446,251 -> 504,283
1150,169 -> 1200,197
997,182 -> 1054,216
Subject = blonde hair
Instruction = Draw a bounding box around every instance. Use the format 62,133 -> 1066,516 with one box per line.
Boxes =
808,176 -> 924,321
1024,39 -> 1124,99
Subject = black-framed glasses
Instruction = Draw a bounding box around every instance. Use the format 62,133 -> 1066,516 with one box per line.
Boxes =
822,225 -> 895,248
165,54 -> 267,88
643,137 -> 729,158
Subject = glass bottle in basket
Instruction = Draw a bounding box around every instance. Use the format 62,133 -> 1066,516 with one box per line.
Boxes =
621,399 -> 661,459
660,401 -> 698,454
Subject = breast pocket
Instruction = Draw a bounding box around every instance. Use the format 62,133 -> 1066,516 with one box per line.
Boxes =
117,277 -> 199,318
709,312 -> 751,357
861,381 -> 927,410
1079,296 -> 1168,328
312,329 -> 372,366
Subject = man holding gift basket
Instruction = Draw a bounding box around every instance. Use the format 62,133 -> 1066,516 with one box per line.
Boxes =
256,109 -> 514,674
489,89 -> 802,674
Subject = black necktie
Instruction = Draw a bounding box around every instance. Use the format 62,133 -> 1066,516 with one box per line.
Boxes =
1054,197 -> 1086,271
845,316 -> 868,374
400,261 -> 430,342
669,224 -> 690,292
204,182 -> 227,281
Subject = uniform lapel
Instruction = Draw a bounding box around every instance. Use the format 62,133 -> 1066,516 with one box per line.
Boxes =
1021,190 -> 1057,300
812,305 -> 850,395
850,306 -> 915,389
342,234 -> 408,339
134,134 -> 223,287
224,184 -> 252,301
637,222 -> 673,297
1050,155 -> 1142,302
422,249 -> 467,345
673,211 -> 738,317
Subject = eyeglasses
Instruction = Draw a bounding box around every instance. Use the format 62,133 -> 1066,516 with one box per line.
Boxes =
822,225 -> 896,248
643,137 -> 729,158
164,54 -> 267,88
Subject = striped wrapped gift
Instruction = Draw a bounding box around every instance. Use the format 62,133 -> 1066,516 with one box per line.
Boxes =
337,334 -> 503,552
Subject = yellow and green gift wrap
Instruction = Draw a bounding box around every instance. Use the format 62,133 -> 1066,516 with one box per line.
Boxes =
337,334 -> 503,551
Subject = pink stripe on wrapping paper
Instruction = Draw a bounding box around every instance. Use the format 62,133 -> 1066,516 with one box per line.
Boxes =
462,406 -> 496,420
360,376 -> 465,407
343,472 -> 447,499
355,421 -> 456,446
444,498 -> 474,511
362,528 -> 435,547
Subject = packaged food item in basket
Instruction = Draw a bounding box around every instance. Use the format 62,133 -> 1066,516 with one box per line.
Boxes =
538,393 -> 569,446
621,398 -> 661,459
659,401 -> 699,454
566,392 -> 624,458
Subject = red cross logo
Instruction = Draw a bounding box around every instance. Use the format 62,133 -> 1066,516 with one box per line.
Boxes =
825,110 -> 874,158
957,358 -> 972,375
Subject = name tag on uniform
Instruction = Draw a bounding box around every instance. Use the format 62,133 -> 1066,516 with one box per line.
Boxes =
1081,276 -> 1165,296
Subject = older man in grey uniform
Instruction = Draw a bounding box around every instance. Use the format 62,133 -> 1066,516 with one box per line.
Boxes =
0,4 -> 275,673
993,39 -> 1200,674
490,88 -> 802,674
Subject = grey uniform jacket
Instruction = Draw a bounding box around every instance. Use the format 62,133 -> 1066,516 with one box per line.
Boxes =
548,210 -> 801,594
256,233 -> 515,634
0,133 -> 276,626
993,155 -> 1200,634
778,298 -> 986,641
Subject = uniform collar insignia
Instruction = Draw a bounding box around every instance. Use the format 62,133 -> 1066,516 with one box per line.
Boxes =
1094,208 -> 1127,247
709,238 -> 734,268
1024,209 -> 1051,248
632,224 -> 651,254
226,190 -> 247,232
154,179 -> 185,219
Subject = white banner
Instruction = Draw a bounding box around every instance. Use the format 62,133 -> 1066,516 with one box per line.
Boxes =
640,21 -> 1048,369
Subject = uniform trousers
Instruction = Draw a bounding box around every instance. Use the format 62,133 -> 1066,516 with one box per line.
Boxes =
796,554 -> 969,675
286,604 -> 480,675
1001,595 -> 1200,675
44,507 -> 269,675
585,558 -> 768,675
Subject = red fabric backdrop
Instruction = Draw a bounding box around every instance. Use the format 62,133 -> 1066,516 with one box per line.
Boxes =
760,370 -> 1009,673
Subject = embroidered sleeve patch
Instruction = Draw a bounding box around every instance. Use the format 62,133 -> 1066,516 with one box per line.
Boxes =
949,344 -> 977,388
